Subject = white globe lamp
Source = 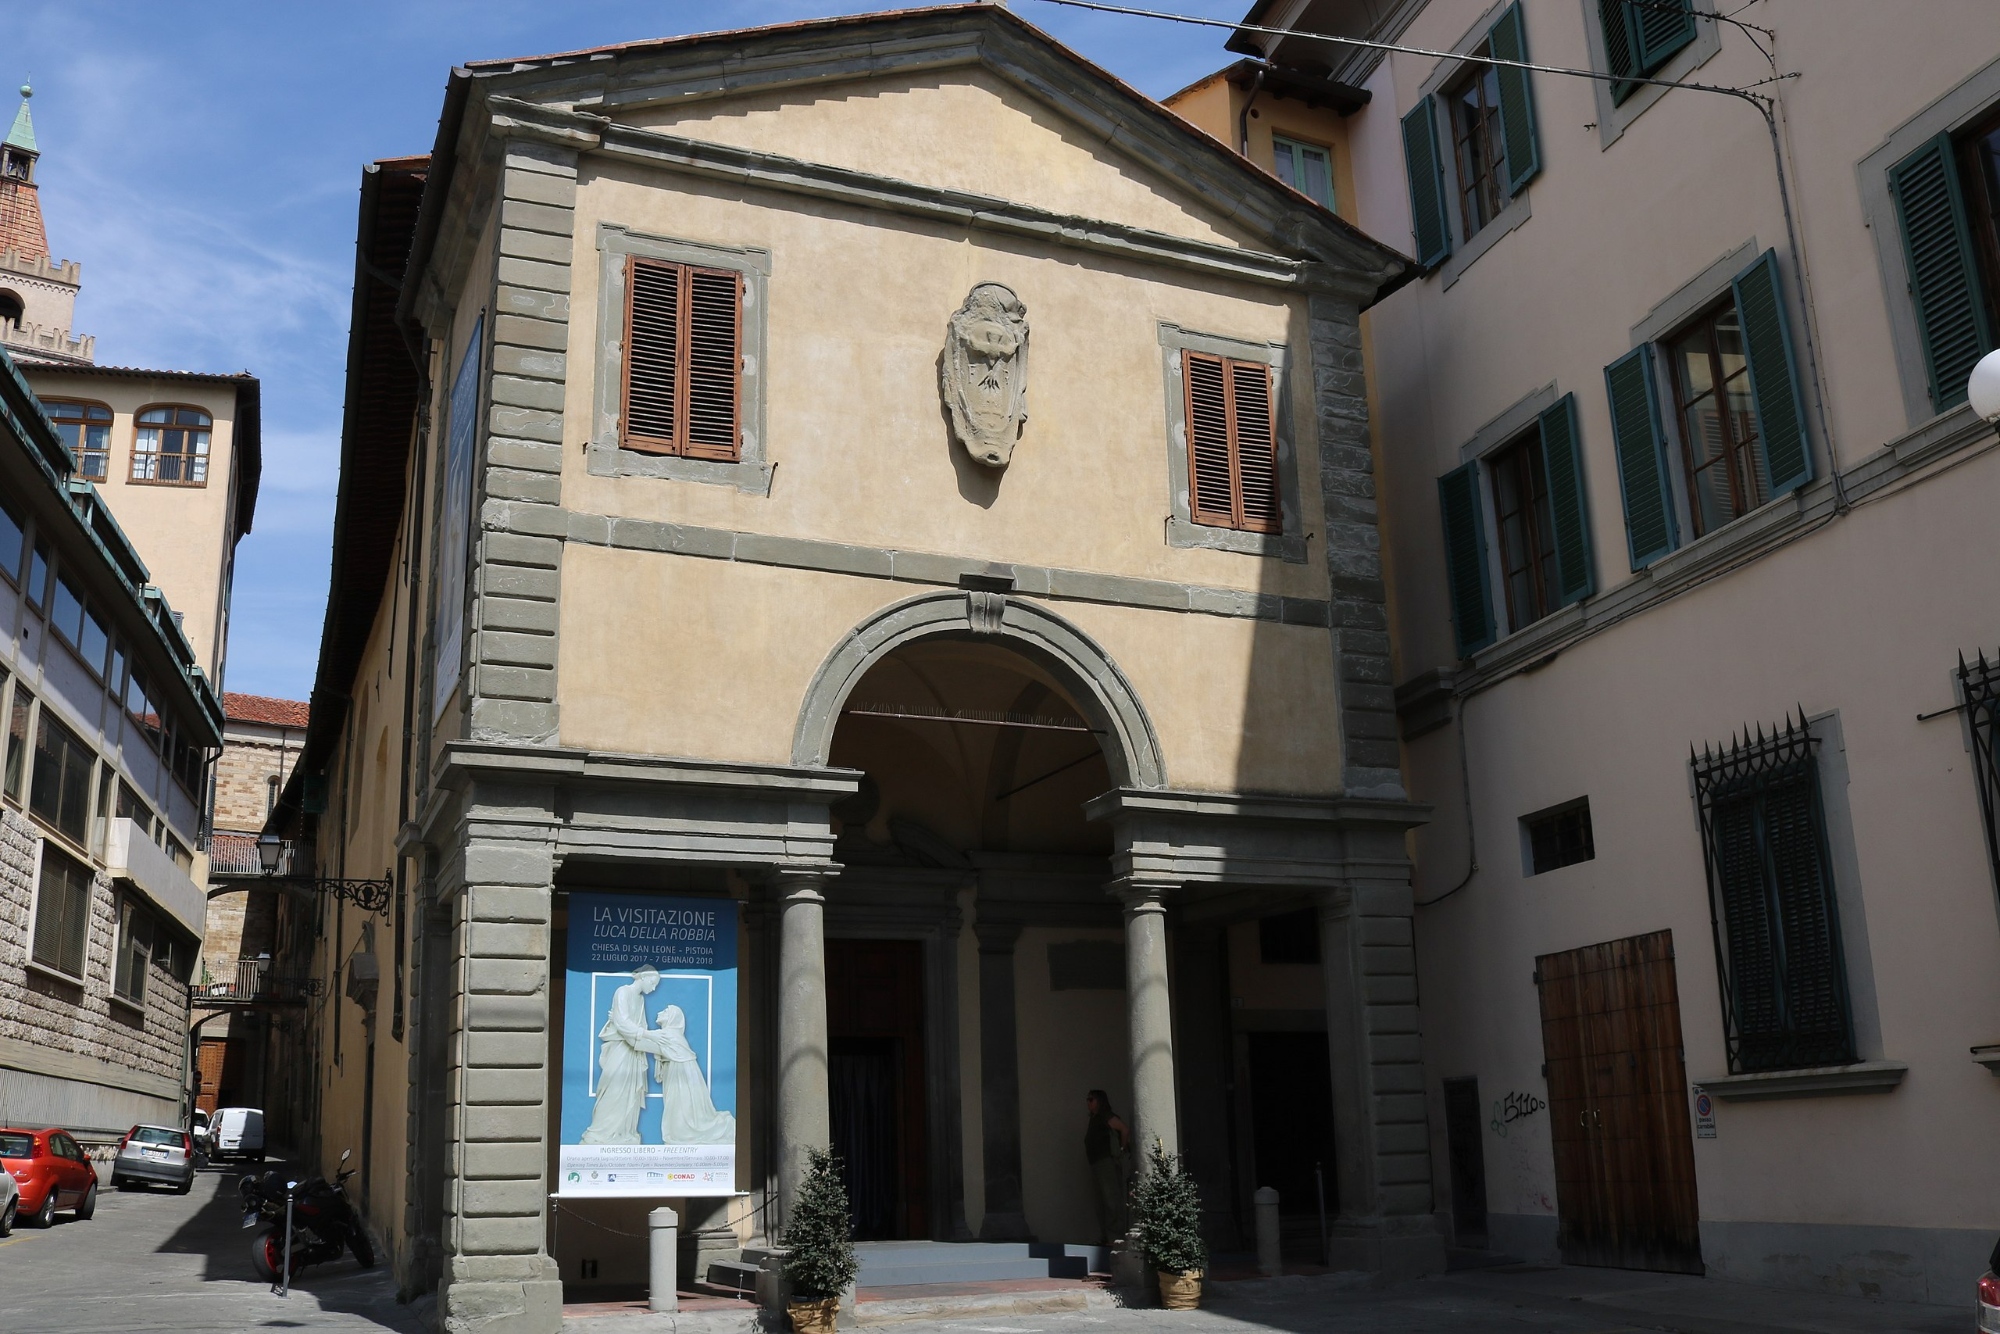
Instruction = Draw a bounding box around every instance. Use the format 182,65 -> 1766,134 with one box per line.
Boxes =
1969,347 -> 2000,424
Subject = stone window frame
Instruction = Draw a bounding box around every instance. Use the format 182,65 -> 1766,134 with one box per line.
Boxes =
1858,54 -> 2000,430
1577,0 -> 1723,151
1158,322 -> 1307,563
1415,0 -> 1538,289
590,223 -> 773,495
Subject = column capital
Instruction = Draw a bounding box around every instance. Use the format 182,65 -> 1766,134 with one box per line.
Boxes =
974,920 -> 1024,953
1108,877 -> 1178,913
772,866 -> 839,904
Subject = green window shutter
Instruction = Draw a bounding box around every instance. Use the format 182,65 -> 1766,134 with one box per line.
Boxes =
1598,0 -> 1639,102
1633,0 -> 1697,73
1538,393 -> 1594,606
1603,345 -> 1678,569
1401,98 -> 1453,268
1437,462 -> 1495,656
1889,131 -> 1996,413
1488,2 -> 1541,196
1731,249 -> 1812,496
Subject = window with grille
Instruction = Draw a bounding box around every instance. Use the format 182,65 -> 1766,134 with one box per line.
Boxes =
621,255 -> 743,460
131,406 -> 211,485
1692,714 -> 1855,1074
32,842 -> 92,978
1522,798 -> 1594,875
1961,652 -> 2000,902
1183,350 -> 1280,534
46,401 -> 112,481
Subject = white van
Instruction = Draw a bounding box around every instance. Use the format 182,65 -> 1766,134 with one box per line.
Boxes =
211,1108 -> 265,1163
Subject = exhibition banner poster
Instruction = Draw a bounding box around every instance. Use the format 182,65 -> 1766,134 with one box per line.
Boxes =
559,892 -> 739,1197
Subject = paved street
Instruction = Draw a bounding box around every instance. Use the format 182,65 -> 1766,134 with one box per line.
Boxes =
0,1162 -> 1973,1334
0,1156 -> 421,1333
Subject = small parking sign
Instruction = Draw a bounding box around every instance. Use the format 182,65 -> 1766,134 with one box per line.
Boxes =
1692,1087 -> 1716,1139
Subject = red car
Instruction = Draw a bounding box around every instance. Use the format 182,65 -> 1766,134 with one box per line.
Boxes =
0,1127 -> 99,1228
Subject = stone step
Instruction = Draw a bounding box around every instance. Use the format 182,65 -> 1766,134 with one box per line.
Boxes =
853,1241 -> 1102,1288
705,1259 -> 762,1292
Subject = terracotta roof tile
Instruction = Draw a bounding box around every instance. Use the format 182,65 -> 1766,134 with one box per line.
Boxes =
223,693 -> 309,728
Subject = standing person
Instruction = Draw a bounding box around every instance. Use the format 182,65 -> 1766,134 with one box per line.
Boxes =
1084,1089 -> 1130,1246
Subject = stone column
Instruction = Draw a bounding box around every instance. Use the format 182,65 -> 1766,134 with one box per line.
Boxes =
974,922 -> 1029,1240
776,870 -> 833,1225
1117,880 -> 1179,1164
441,824 -> 564,1334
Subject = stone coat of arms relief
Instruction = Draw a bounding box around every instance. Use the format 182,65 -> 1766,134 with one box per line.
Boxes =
941,283 -> 1030,468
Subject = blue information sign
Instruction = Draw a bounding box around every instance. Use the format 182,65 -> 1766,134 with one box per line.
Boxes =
559,892 -> 739,1197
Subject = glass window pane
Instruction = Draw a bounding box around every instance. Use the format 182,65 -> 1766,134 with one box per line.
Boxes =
1301,146 -> 1334,210
1271,140 -> 1298,189
3,688 -> 28,801
80,607 -> 108,676
52,572 -> 84,645
27,543 -> 47,607
0,495 -> 20,582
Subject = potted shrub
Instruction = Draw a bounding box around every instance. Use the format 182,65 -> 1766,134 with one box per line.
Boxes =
1132,1139 -> 1206,1309
780,1147 -> 859,1333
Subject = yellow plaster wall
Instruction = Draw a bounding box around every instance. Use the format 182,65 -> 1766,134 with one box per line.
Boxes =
21,370 -> 243,681
627,68 -> 1255,251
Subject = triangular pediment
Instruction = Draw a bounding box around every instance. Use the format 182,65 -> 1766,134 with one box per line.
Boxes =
461,5 -> 1408,292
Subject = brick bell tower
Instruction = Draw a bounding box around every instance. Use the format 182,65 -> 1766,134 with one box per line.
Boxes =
1,83 -> 93,364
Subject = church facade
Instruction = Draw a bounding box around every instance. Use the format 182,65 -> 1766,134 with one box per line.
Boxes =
276,8 -> 1440,1330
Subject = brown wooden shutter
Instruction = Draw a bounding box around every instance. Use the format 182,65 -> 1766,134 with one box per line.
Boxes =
623,256 -> 682,453
1184,350 -> 1281,533
1230,359 -> 1281,533
685,266 -> 743,461
1185,351 -> 1237,526
620,257 -> 742,460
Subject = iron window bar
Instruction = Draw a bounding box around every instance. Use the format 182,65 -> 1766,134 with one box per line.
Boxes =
1960,651 -> 2000,900
841,702 -> 1101,733
1692,710 -> 1855,1074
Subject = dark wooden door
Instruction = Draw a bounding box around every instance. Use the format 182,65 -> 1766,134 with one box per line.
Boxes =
826,939 -> 928,1239
1535,930 -> 1702,1274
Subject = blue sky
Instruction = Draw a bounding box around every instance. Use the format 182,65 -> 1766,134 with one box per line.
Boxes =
7,0 -> 1245,701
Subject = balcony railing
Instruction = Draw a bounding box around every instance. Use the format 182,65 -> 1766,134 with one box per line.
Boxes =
190,960 -> 321,1007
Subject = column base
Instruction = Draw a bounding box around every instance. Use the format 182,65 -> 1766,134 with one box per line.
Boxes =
1108,1231 -> 1150,1303
440,1257 -> 564,1334
678,1197 -> 741,1287
978,1210 -> 1032,1242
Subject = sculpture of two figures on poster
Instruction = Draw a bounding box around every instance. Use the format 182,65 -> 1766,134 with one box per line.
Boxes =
578,967 -> 736,1146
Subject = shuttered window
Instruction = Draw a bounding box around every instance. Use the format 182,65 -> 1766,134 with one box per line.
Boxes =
1402,1 -> 1540,266
1607,249 -> 1809,563
1598,0 -> 1697,104
1183,351 -> 1281,534
1604,346 -> 1677,569
1693,716 -> 1855,1074
621,256 -> 743,460
32,842 -> 92,979
1436,461 -> 1494,657
1444,392 -> 1594,651
1889,125 -> 1999,414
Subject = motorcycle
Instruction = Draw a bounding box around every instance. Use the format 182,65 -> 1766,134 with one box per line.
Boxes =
241,1149 -> 376,1283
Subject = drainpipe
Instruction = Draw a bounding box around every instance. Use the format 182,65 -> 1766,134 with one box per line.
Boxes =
1238,65 -> 1267,158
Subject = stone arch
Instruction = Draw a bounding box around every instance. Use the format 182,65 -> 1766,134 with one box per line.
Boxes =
792,590 -> 1166,790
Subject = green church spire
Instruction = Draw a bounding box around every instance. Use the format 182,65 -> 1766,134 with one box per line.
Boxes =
5,84 -> 36,155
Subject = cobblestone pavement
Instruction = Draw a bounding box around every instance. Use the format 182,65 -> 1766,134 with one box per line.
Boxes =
0,1155 -> 422,1333
0,1163 -> 1969,1334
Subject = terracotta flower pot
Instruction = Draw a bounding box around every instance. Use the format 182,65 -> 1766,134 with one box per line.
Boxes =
788,1296 -> 840,1334
1157,1269 -> 1203,1310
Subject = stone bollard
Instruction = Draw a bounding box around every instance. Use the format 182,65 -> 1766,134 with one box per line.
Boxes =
649,1207 -> 679,1313
1253,1187 -> 1281,1276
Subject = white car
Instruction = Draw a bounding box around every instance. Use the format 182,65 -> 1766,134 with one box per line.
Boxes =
210,1107 -> 265,1163
0,1163 -> 15,1234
